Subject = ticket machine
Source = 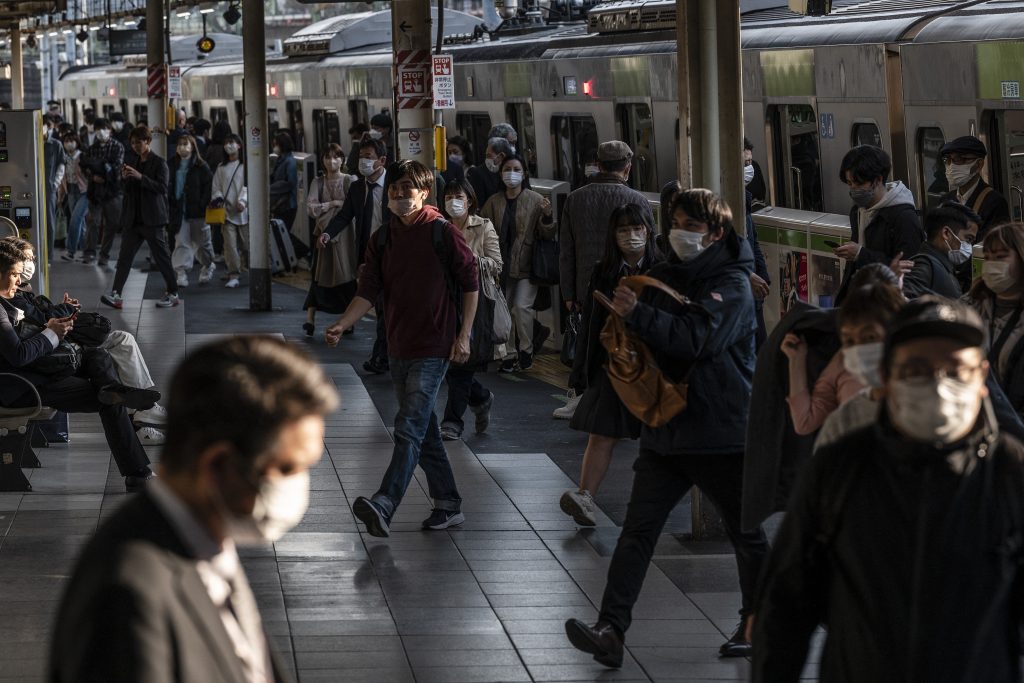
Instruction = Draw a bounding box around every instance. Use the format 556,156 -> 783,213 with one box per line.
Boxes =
0,111 -> 47,296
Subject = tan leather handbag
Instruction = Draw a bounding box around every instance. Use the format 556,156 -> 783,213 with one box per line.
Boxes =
593,275 -> 706,428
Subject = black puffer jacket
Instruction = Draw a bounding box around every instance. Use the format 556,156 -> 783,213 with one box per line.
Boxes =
625,237 -> 756,456
754,404 -> 1024,683
167,155 -> 213,228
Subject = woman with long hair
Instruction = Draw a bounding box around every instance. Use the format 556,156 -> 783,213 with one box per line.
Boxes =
168,133 -> 215,287
559,203 -> 664,526
210,132 -> 247,288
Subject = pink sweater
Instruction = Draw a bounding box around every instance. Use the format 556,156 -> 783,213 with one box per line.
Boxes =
787,351 -> 865,435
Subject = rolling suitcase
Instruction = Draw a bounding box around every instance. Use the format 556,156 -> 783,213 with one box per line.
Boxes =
269,217 -> 298,274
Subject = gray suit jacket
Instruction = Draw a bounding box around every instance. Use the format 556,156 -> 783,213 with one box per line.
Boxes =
49,490 -> 292,683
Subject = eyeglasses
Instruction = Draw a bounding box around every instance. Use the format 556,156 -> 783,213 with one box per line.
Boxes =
942,155 -> 980,166
890,360 -> 983,384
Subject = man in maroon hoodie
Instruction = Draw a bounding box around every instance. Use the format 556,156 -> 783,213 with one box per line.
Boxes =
326,160 -> 479,536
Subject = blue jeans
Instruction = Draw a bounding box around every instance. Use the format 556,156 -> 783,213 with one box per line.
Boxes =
66,191 -> 88,254
371,357 -> 462,519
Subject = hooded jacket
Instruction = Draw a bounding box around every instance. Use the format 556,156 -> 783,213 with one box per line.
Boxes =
836,181 -> 923,304
624,236 -> 756,455
753,402 -> 1024,683
901,241 -> 962,300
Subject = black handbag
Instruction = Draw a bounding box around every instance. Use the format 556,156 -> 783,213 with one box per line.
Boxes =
65,312 -> 112,347
561,310 -> 581,368
29,340 -> 82,379
530,237 -> 559,286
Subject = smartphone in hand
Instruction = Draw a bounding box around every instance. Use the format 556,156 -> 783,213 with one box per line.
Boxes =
824,240 -> 840,249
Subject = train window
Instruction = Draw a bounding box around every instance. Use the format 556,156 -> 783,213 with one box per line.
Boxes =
918,127 -> 947,213
88,99 -> 98,117
551,115 -> 598,190
118,99 -> 128,118
234,101 -> 244,130
133,104 -> 148,126
312,109 -> 341,160
209,107 -> 228,125
456,113 -> 492,169
348,100 -> 368,129
267,109 -> 280,138
287,101 -> 304,152
505,103 -> 538,177
191,102 -> 202,119
616,104 -> 657,192
102,104 -> 115,119
851,122 -> 882,148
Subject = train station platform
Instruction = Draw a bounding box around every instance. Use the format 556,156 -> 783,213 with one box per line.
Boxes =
0,251 -> 810,682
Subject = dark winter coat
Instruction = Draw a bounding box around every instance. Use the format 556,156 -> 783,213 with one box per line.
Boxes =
942,177 -> 1011,239
624,237 -> 756,455
901,241 -> 962,300
167,156 -> 213,228
753,404 -> 1024,683
120,150 -> 169,229
836,199 -> 923,304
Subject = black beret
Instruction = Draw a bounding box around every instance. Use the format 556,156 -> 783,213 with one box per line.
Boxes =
939,136 -> 987,158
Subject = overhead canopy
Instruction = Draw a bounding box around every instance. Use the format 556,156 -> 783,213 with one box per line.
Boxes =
0,0 -> 66,25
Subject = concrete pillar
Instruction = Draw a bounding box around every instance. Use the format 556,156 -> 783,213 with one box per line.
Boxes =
10,26 -> 23,109
243,0 -> 271,311
146,0 -> 166,156
391,0 -> 435,169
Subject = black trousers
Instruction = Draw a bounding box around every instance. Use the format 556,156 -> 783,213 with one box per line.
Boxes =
442,364 -> 489,431
113,222 -> 178,295
598,449 -> 769,635
13,348 -> 150,477
371,300 -> 388,364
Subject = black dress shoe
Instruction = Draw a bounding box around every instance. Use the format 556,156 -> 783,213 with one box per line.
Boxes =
302,322 -> 315,337
565,619 -> 623,668
719,615 -> 753,658
98,385 -> 161,411
125,469 -> 156,491
362,357 -> 389,375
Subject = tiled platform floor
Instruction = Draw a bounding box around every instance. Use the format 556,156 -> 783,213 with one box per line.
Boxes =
0,255 -> 822,682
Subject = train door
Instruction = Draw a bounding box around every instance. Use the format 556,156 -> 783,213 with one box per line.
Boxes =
916,126 -> 947,214
767,104 -> 824,211
551,114 -> 598,190
88,98 -> 98,118
209,107 -> 228,125
348,100 -> 368,129
286,100 -> 304,152
312,108 -> 341,160
191,102 -> 203,119
505,102 -> 538,177
456,112 -> 492,167
119,98 -> 128,118
101,104 -> 115,119
986,110 -> 1024,221
616,103 -> 657,192
267,108 -> 280,139
234,101 -> 244,131
133,104 -> 148,126
69,99 -> 77,126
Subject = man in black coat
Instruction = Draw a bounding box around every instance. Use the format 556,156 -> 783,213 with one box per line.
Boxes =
49,337 -> 339,683
100,126 -> 179,310
833,145 -> 924,304
940,135 -> 1011,239
753,297 -> 1024,682
900,206 -> 976,300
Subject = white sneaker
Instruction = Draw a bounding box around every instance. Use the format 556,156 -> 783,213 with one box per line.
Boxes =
133,403 -> 167,425
136,426 -> 165,445
156,292 -> 181,308
560,489 -> 597,526
225,277 -> 240,288
199,263 -> 215,284
553,390 -> 581,420
176,271 -> 189,288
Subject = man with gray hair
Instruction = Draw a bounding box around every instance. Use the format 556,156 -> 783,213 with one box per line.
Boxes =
488,122 -> 518,154
467,136 -> 512,207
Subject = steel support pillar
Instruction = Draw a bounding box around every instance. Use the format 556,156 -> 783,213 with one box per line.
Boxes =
10,26 -> 23,110
147,0 -> 167,157
243,0 -> 271,311
391,0 -> 435,170
676,0 -> 744,542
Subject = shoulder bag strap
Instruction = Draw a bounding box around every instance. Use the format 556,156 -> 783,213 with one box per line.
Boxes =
620,275 -> 691,307
972,186 -> 994,215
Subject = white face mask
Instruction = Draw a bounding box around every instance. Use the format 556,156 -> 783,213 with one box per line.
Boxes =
369,129 -> 384,141
177,145 -> 191,159
224,142 -> 239,155
388,196 -> 420,217
358,158 -> 377,177
744,164 -> 755,185
96,129 -> 110,142
221,470 -> 311,545
888,376 -> 981,445
945,233 -> 972,266
585,164 -> 600,178
63,142 -> 76,153
112,121 -> 124,132
272,146 -> 282,156
448,153 -> 463,166
502,170 -> 523,188
668,229 -> 706,261
445,197 -> 467,218
326,157 -> 342,171
945,162 -> 977,189
842,342 -> 884,389
616,233 -> 646,254
20,259 -> 35,284
484,157 -> 500,173
982,260 -> 1016,294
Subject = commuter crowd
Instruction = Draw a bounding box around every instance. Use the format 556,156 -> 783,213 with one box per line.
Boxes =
6,105 -> 1024,682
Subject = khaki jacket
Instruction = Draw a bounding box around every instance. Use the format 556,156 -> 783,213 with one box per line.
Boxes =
308,174 -> 356,286
456,214 -> 502,282
480,188 -> 556,280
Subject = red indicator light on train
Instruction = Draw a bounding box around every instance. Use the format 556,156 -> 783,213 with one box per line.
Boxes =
107,87 -> 116,97
582,80 -> 593,97
269,84 -> 279,97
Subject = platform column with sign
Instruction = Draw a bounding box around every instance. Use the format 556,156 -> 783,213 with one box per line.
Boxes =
392,0 -> 435,169
0,111 -> 48,295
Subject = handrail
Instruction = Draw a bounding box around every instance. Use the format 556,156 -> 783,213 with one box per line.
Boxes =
0,373 -> 43,421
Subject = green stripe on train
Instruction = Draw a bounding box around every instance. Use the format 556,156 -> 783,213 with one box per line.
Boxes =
977,42 -> 1024,100
760,49 -> 815,98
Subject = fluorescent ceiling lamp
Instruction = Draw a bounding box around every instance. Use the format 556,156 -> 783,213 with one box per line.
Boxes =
199,2 -> 216,14
63,27 -> 73,34
48,29 -> 59,36
176,7 -> 192,18
123,18 -> 136,25
89,25 -> 100,31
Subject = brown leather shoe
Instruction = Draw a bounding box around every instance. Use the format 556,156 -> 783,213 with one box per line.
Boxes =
719,615 -> 753,658
565,619 -> 623,668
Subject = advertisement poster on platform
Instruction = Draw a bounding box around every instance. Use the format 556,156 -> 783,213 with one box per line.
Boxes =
780,250 -> 808,317
811,255 -> 841,308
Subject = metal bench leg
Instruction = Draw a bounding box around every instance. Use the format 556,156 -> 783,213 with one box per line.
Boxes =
0,432 -> 32,492
20,426 -> 42,469
30,426 -> 48,449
